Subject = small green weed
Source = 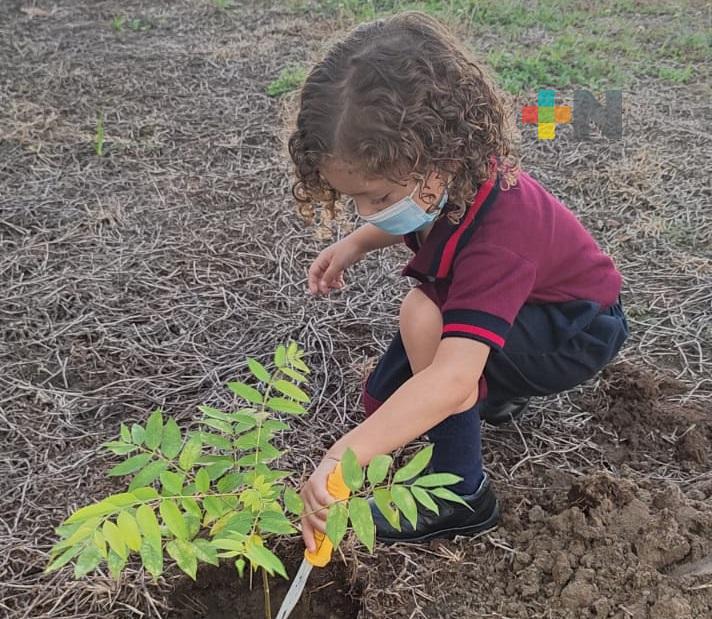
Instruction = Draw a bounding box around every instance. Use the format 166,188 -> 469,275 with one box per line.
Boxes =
94,111 -> 105,157
111,15 -> 126,32
266,65 -> 308,97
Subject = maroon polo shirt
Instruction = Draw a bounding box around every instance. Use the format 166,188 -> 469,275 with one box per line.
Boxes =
401,169 -> 623,351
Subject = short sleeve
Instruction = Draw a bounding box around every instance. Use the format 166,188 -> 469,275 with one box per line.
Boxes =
440,242 -> 537,350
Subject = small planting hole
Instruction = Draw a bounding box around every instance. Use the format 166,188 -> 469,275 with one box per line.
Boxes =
167,539 -> 363,618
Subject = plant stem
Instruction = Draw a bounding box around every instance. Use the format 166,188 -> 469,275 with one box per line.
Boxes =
262,567 -> 272,619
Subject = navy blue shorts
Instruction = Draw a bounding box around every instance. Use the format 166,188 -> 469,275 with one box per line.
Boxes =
362,296 -> 630,415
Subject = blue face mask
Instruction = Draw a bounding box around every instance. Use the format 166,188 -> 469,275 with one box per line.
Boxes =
358,182 -> 448,235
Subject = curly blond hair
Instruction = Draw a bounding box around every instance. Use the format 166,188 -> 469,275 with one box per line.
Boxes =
284,10 -> 521,226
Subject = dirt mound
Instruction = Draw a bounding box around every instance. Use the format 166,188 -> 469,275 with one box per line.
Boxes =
582,362 -> 712,471
373,471 -> 712,619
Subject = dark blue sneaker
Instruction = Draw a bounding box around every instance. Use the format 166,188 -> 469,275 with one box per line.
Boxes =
480,397 -> 531,426
369,472 -> 500,544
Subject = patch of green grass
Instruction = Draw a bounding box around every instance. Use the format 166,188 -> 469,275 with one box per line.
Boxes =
112,15 -> 152,32
657,64 -> 695,83
286,0 -> 709,94
266,65 -> 308,97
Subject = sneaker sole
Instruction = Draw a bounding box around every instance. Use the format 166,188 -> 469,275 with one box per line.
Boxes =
375,498 -> 501,545
482,402 -> 531,427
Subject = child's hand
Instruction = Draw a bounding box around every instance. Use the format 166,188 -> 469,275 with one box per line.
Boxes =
307,237 -> 364,296
299,456 -> 339,552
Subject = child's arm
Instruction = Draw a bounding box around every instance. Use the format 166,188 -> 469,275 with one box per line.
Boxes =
308,223 -> 404,295
349,222 -> 405,253
299,337 -> 490,550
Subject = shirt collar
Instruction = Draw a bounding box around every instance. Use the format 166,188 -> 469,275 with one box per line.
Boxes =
401,171 -> 500,281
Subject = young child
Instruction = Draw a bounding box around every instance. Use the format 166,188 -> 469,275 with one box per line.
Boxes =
286,11 -> 629,551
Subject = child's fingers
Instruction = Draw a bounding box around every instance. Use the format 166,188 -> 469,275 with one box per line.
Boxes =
307,260 -> 328,295
301,516 -> 316,553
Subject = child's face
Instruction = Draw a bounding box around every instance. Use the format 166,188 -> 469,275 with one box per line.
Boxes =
319,158 -> 449,218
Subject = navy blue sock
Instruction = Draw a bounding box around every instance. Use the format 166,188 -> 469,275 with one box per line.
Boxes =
425,401 -> 484,495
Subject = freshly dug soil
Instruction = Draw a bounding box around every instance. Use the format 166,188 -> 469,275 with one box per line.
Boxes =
582,362 -> 712,472
169,539 -> 362,618
355,470 -> 712,618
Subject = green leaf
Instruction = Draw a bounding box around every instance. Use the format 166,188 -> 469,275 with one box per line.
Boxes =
179,435 -> 202,471
341,448 -> 363,492
199,431 -> 232,450
393,444 -> 433,483
102,441 -> 136,455
117,511 -> 142,551
227,381 -> 263,404
265,397 -> 306,415
258,510 -> 297,534
198,405 -> 234,422
55,517 -> 101,548
160,500 -> 189,540
132,487 -> 160,501
391,485 -> 418,530
411,486 -> 440,515
216,472 -> 244,494
274,344 -> 287,368
144,409 -> 164,450
195,468 -> 210,494
325,501 -> 348,548
129,461 -> 169,491
235,557 -> 246,577
160,470 -> 185,496
107,548 -> 127,580
167,539 -> 197,580
73,544 -> 104,578
102,520 -> 128,560
261,419 -> 289,433
348,497 -> 375,552
120,423 -> 131,443
131,423 -> 145,445
192,538 -> 219,566
413,473 -> 462,488
203,496 -> 230,522
93,530 -> 108,558
106,492 -> 142,508
108,453 -> 152,477
201,418 -> 234,434
373,488 -> 400,530
291,357 -> 310,374
181,498 -> 203,520
206,459 -> 233,481
429,487 -> 473,509
280,366 -> 308,384
64,501 -> 116,524
234,429 -> 261,450
273,379 -> 309,403
247,357 -> 271,383
139,538 -> 164,578
286,340 -> 298,361
283,487 -> 303,516
212,511 -> 252,537
367,454 -> 392,485
245,539 -> 287,578
45,544 -> 82,574
412,473 -> 464,487
161,418 -> 182,459
136,505 -> 162,550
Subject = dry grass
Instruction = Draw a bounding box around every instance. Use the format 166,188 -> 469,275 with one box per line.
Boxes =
1,0 -> 710,617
